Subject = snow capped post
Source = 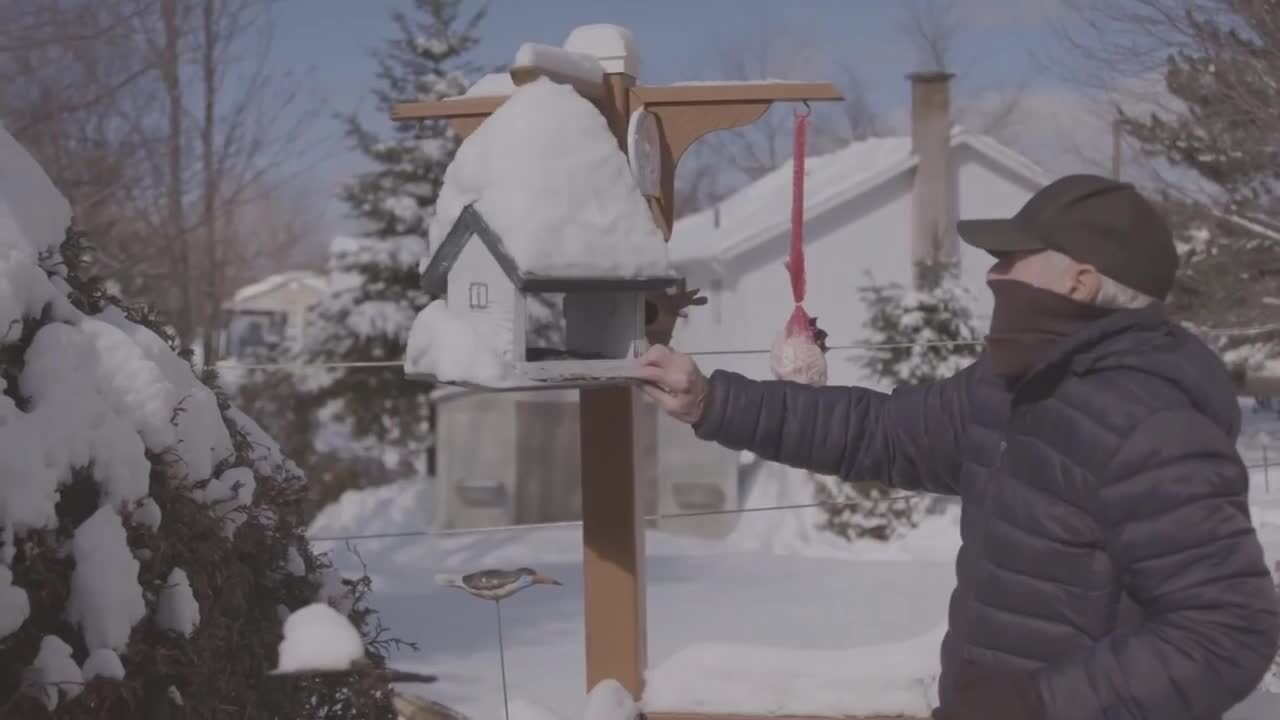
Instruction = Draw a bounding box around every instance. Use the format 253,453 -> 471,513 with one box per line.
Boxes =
392,22 -> 842,714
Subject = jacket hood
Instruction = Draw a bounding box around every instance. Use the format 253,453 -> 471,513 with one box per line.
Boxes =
1064,304 -> 1242,440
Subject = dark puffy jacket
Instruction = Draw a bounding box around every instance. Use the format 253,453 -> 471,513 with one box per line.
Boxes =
694,303 -> 1280,719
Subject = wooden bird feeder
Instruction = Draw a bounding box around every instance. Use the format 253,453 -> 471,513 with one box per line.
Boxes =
393,23 -> 919,720
416,203 -> 677,388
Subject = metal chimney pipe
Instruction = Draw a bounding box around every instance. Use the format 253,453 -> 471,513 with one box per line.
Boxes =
907,71 -> 956,290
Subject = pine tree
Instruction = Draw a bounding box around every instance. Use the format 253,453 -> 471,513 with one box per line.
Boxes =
815,261 -> 981,541
857,261 -> 983,387
296,0 -> 488,500
1115,2 -> 1280,356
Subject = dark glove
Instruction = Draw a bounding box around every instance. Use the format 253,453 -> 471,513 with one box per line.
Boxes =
932,662 -> 1044,720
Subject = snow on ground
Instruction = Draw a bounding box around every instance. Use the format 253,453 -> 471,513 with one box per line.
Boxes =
309,410 -> 1280,719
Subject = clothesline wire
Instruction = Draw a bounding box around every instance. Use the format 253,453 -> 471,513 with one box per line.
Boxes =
215,341 -> 886,371
307,457 -> 1280,543
305,497 -> 923,543
213,322 -> 1280,372
213,339 -> 984,371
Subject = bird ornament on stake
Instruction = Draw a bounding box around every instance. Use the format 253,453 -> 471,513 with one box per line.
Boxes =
769,104 -> 830,386
436,568 -> 562,720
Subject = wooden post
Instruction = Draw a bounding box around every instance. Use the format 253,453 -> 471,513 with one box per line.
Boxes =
578,70 -> 649,698
390,28 -> 843,711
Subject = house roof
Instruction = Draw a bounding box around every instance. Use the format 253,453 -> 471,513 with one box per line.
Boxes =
421,203 -> 677,296
668,127 -> 1049,267
228,271 -> 326,306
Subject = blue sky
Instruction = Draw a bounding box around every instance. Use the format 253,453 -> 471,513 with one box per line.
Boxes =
268,0 -> 1081,240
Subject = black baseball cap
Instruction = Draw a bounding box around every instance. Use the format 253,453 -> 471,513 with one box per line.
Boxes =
957,174 -> 1178,301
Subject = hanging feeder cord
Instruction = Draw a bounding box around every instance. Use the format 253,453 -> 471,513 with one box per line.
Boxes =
788,103 -> 809,308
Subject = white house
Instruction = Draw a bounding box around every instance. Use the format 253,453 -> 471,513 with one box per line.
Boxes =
669,73 -> 1049,389
222,270 -> 326,358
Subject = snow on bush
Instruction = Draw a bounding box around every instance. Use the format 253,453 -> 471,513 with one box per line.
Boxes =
273,602 -> 367,674
0,125 -> 406,717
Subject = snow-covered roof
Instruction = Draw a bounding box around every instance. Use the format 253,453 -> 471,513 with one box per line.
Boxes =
422,204 -> 676,295
426,78 -> 676,283
669,127 -> 1049,267
229,271 -> 326,305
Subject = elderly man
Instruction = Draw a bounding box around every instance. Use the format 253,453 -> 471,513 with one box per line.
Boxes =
632,175 -> 1280,720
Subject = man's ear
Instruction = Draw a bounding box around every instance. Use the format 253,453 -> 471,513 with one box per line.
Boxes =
1067,264 -> 1101,304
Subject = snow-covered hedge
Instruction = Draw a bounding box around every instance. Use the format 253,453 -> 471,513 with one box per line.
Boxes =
0,129 -> 402,716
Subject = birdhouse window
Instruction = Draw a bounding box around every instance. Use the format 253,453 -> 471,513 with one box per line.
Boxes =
468,282 -> 489,309
522,290 -> 642,364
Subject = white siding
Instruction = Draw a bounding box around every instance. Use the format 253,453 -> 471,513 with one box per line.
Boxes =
447,240 -> 518,363
671,150 -> 1041,390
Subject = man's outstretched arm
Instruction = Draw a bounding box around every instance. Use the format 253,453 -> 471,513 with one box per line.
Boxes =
636,347 -> 980,495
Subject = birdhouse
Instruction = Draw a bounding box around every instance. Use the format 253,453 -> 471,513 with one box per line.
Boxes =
414,202 -> 677,388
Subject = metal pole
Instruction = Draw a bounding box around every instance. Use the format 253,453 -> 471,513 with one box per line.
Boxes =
1265,446 -> 1271,494
495,600 -> 510,720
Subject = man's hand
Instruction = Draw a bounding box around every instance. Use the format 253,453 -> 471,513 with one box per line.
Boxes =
629,344 -> 710,425
645,287 -> 707,346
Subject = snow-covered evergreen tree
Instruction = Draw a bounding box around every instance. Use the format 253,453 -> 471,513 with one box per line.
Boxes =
0,127 -> 403,718
296,0 -> 488,497
857,261 -> 983,386
815,261 -> 981,541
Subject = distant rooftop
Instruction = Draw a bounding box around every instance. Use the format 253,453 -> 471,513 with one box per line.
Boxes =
229,271 -> 326,305
669,127 -> 1047,266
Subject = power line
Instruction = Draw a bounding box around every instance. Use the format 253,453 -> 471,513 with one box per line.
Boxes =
215,339 -> 990,372
306,496 -> 922,542
307,457 -> 1280,543
213,323 -> 1280,373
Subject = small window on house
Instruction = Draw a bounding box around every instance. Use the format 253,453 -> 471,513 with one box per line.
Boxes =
468,282 -> 489,309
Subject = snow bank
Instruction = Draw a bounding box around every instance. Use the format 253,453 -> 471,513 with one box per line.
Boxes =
584,679 -> 639,720
643,622 -> 944,717
728,463 -> 961,561
427,77 -> 670,279
308,476 -> 435,540
404,299 -> 509,384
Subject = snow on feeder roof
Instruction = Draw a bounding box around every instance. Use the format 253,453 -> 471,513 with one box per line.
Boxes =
423,77 -> 676,285
421,203 -> 676,296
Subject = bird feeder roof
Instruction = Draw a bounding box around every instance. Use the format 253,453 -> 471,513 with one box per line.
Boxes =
421,203 -> 678,296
